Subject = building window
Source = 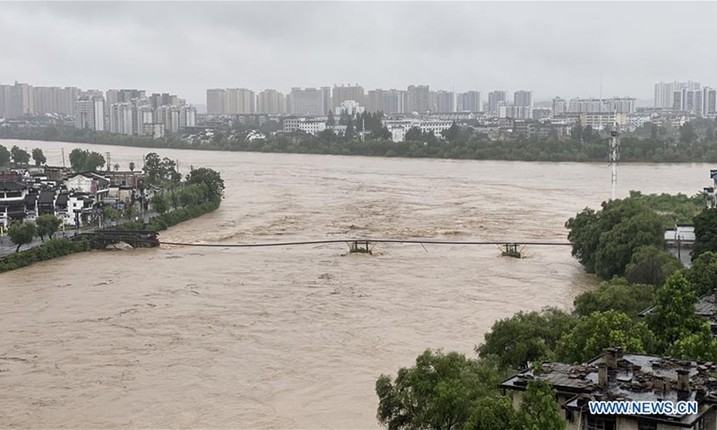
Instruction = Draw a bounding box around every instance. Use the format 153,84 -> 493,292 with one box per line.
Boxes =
585,415 -> 616,430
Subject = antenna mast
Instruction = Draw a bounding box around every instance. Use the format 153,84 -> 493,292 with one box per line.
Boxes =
608,116 -> 620,200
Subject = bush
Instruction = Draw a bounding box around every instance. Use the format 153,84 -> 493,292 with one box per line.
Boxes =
0,238 -> 89,273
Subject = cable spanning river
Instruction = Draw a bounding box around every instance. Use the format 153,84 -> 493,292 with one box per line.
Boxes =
0,139 -> 711,428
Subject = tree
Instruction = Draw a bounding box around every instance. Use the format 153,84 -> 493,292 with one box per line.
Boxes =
647,272 -> 703,347
464,395 -> 517,430
668,321 -> 717,362
129,161 -> 136,172
103,206 -> 120,221
69,149 -> 105,172
555,310 -> 656,364
477,308 -> 576,369
151,194 -> 169,214
693,208 -> 717,260
143,153 -> 180,186
680,122 -> 698,144
35,214 -> 62,242
375,351 -> 504,430
0,144 -> 10,166
686,251 -> 717,296
186,167 -> 224,201
624,245 -> 682,286
593,208 -> 665,279
514,379 -> 566,430
8,222 -> 36,253
573,278 -> 655,318
10,145 -> 30,166
327,110 -> 336,126
113,163 -> 120,172
565,208 -> 600,272
31,148 -> 46,167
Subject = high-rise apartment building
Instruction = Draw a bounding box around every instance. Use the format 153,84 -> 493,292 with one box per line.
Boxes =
514,90 -> 533,107
703,87 -> 717,117
332,84 -> 365,108
487,91 -> 507,114
74,96 -> 105,131
552,97 -> 567,116
567,97 -> 635,114
33,86 -> 80,115
226,88 -> 255,114
288,87 -> 325,116
654,81 -> 701,108
257,89 -> 286,114
109,102 -> 134,135
407,85 -> 430,113
457,91 -> 481,112
434,90 -> 455,112
206,89 -> 226,114
366,89 -> 406,114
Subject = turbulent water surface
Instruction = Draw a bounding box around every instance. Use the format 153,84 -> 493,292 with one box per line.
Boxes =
0,139 -> 711,428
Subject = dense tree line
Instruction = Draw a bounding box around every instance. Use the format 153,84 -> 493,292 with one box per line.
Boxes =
5,120 -> 717,162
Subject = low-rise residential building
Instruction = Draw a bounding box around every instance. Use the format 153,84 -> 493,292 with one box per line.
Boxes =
501,348 -> 717,430
0,181 -> 30,228
65,172 -> 110,200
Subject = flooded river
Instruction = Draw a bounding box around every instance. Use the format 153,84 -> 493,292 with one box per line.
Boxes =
0,139 -> 711,428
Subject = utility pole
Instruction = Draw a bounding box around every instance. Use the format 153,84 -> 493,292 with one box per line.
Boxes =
61,148 -> 66,168
608,117 -> 620,200
106,152 -> 111,172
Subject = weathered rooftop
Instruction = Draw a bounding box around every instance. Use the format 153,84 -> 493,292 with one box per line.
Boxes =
501,349 -> 717,426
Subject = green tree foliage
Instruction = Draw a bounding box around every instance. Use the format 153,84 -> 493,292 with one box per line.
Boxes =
35,214 -> 62,242
567,198 -> 666,279
573,278 -> 655,318
8,222 -> 36,253
668,322 -> 717,362
0,144 -> 10,166
627,191 -> 706,225
593,210 -> 665,278
129,161 -> 135,172
647,272 -> 703,347
514,379 -> 566,430
31,148 -> 46,166
680,122 -> 698,144
464,395 -> 517,430
375,351 -> 504,430
7,122 -> 717,162
477,308 -> 576,369
68,148 -> 105,171
151,194 -> 169,214
555,310 -> 656,364
686,251 -> 717,296
103,206 -> 120,221
624,246 -> 682,286
186,167 -> 224,201
143,152 -> 181,186
693,208 -> 717,260
10,145 -> 30,166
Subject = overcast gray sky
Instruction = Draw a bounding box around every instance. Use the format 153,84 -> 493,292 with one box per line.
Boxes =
1,1 -> 716,105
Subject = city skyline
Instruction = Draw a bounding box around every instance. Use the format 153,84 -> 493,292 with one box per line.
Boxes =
2,2 -> 717,105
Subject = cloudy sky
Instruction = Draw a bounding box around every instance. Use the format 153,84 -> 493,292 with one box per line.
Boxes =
1,1 -> 716,105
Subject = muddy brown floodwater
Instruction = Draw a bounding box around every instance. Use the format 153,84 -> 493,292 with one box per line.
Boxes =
0,139 -> 711,428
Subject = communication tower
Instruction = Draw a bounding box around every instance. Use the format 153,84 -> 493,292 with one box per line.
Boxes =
608,121 -> 620,200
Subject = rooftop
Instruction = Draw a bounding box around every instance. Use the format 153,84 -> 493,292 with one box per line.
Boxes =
501,349 -> 717,426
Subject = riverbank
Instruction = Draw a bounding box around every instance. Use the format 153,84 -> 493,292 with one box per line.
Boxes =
3,127 -> 717,163
0,199 -> 221,274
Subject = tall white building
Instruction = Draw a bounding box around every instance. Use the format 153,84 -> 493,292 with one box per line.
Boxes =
288,87 -> 326,116
109,102 -> 134,135
74,96 -> 105,131
257,89 -> 286,114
